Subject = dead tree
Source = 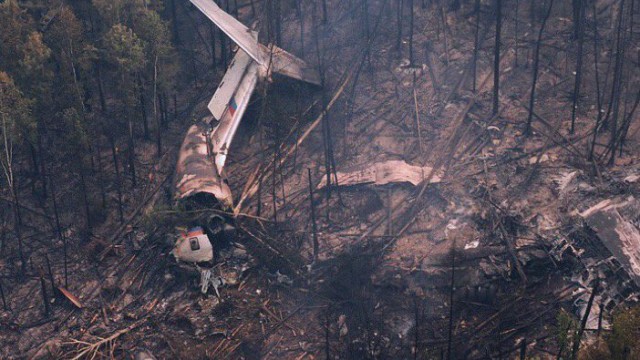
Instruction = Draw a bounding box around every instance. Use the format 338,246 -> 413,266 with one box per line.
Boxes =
446,238 -> 456,359
396,0 -> 404,54
307,168 -> 319,261
409,0 -> 415,66
570,281 -> 599,359
525,0 -> 554,136
472,0 -> 480,92
296,1 -> 305,57
48,173 -> 67,286
515,0 -> 520,67
570,0 -> 585,134
589,0 -> 603,161
492,0 -> 502,115
606,0 -> 627,165
322,0 -> 328,24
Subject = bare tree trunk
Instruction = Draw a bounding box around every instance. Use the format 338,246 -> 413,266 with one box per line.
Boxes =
109,135 -> 125,223
515,0 -> 520,67
571,281 -> 599,359
274,0 -> 282,46
570,1 -> 585,134
322,0 -> 328,23
525,0 -> 554,135
396,0 -> 404,54
210,23 -> 217,70
307,168 -> 319,262
440,0 -> 450,65
492,0 -> 502,115
153,56 -> 162,158
170,0 -> 180,44
409,0 -> 415,66
472,0 -> 480,92
79,164 -> 92,234
446,238 -> 456,360
296,1 -> 305,57
11,186 -> 26,274
589,0 -> 603,161
137,75 -> 149,139
94,63 -> 107,113
48,171 -> 67,287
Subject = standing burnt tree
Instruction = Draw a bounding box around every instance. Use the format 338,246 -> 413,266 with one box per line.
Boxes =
492,0 -> 502,115
525,0 -> 554,136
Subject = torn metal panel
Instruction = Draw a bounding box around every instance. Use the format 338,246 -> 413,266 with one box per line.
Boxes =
172,227 -> 214,263
318,160 -> 442,189
175,124 -> 233,208
580,196 -> 640,284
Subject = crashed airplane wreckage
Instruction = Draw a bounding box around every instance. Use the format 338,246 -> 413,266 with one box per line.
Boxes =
172,0 -> 320,267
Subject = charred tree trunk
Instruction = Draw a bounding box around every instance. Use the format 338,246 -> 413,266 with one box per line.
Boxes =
492,0 -> 502,115
589,0 -> 603,161
137,75 -> 149,139
11,185 -> 27,274
570,1 -> 585,134
308,168 -> 319,262
472,0 -> 480,92
525,0 -> 554,135
409,0 -> 415,66
94,63 -> 107,113
171,0 -> 180,45
607,0 -> 627,165
396,0 -> 404,54
109,135 -> 125,223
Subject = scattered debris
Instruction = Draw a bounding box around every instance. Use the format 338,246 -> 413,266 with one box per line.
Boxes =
464,239 -> 480,250
338,314 -> 349,337
57,286 -> 83,309
275,270 -> 293,286
134,349 -> 158,360
624,174 -> 639,183
580,197 -> 640,284
200,268 -> 225,297
318,160 -> 441,189
171,227 -> 214,264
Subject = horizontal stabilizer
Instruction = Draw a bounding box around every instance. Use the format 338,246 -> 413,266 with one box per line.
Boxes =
261,44 -> 321,86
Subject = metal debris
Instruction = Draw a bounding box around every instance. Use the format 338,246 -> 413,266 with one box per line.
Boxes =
200,268 -> 226,297
172,227 -> 214,264
580,196 -> 640,284
317,160 -> 442,189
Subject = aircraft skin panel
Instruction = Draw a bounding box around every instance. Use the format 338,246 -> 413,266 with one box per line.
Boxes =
208,50 -> 253,120
210,61 -> 259,172
189,0 -> 262,64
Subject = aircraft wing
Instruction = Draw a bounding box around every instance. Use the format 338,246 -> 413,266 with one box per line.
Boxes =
189,0 -> 262,64
208,50 -> 260,172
